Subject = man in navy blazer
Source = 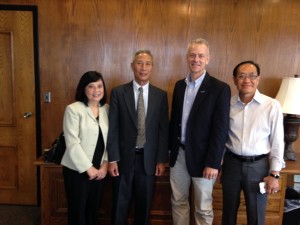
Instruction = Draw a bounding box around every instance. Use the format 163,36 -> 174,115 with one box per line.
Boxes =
169,38 -> 231,225
107,50 -> 169,225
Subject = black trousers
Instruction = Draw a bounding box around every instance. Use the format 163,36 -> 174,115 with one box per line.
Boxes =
63,166 -> 105,225
111,153 -> 155,225
221,153 -> 269,225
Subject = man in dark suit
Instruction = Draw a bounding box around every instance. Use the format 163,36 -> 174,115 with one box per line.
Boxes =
107,50 -> 169,225
169,38 -> 231,225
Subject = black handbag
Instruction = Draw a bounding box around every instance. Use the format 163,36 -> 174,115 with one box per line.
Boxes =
44,132 -> 66,164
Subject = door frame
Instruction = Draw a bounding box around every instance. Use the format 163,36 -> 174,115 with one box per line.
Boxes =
1,4 -> 41,203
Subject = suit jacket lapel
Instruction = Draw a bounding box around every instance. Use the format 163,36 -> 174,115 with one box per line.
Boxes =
178,80 -> 187,106
146,85 -> 155,127
87,106 -> 96,121
123,81 -> 137,128
177,80 -> 187,119
189,73 -> 211,117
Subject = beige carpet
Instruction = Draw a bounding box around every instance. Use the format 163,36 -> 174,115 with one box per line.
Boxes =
0,204 -> 40,225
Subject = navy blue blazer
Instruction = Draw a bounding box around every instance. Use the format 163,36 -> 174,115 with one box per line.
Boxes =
169,73 -> 231,177
107,81 -> 169,175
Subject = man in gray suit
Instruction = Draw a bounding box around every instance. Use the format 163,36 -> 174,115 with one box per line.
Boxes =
107,50 -> 169,225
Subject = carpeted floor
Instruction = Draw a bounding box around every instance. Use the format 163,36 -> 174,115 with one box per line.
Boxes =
0,204 -> 40,225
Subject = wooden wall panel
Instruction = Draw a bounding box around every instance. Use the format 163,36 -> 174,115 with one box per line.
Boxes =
0,31 -> 14,125
0,0 -> 299,153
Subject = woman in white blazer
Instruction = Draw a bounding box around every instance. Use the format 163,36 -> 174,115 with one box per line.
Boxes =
61,71 -> 109,225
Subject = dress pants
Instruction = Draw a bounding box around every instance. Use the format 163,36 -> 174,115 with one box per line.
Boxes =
111,153 -> 155,225
221,153 -> 269,225
170,148 -> 215,225
63,166 -> 105,225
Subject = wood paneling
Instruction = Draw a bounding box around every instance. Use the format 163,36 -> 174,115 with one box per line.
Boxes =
0,8 -> 37,204
35,158 -> 173,225
36,158 -> 287,225
0,0 -> 299,153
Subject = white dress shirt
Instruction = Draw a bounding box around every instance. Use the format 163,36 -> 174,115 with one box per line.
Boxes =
180,72 -> 205,144
226,90 -> 284,171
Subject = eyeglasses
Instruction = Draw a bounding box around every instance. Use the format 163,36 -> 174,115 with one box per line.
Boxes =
188,53 -> 207,59
236,74 -> 259,80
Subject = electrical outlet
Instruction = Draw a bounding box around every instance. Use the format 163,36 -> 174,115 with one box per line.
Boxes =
44,92 -> 51,103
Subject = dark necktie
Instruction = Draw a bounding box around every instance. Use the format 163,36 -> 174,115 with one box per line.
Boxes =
136,87 -> 146,147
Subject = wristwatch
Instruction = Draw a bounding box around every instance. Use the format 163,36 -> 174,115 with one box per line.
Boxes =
269,173 -> 280,179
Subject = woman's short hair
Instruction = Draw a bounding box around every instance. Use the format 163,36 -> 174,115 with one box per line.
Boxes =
75,71 -> 107,106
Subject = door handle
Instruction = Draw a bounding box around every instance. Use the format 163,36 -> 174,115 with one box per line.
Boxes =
23,112 -> 33,118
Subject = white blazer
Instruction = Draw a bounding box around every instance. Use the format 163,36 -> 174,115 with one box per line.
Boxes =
61,101 -> 109,173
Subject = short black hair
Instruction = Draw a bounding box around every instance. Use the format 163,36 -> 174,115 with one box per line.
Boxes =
233,60 -> 260,77
75,71 -> 107,106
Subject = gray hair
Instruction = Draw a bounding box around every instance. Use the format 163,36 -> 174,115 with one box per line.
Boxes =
132,49 -> 153,63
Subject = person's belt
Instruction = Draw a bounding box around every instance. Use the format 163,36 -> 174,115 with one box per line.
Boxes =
179,143 -> 185,150
228,151 -> 268,162
135,147 -> 144,154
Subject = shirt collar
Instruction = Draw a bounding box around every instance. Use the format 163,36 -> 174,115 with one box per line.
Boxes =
185,71 -> 206,87
252,89 -> 263,103
133,80 -> 149,92
234,89 -> 263,105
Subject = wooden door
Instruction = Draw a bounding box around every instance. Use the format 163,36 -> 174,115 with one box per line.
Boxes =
0,6 -> 38,205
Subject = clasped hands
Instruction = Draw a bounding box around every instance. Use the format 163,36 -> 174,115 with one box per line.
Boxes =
86,162 -> 108,180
